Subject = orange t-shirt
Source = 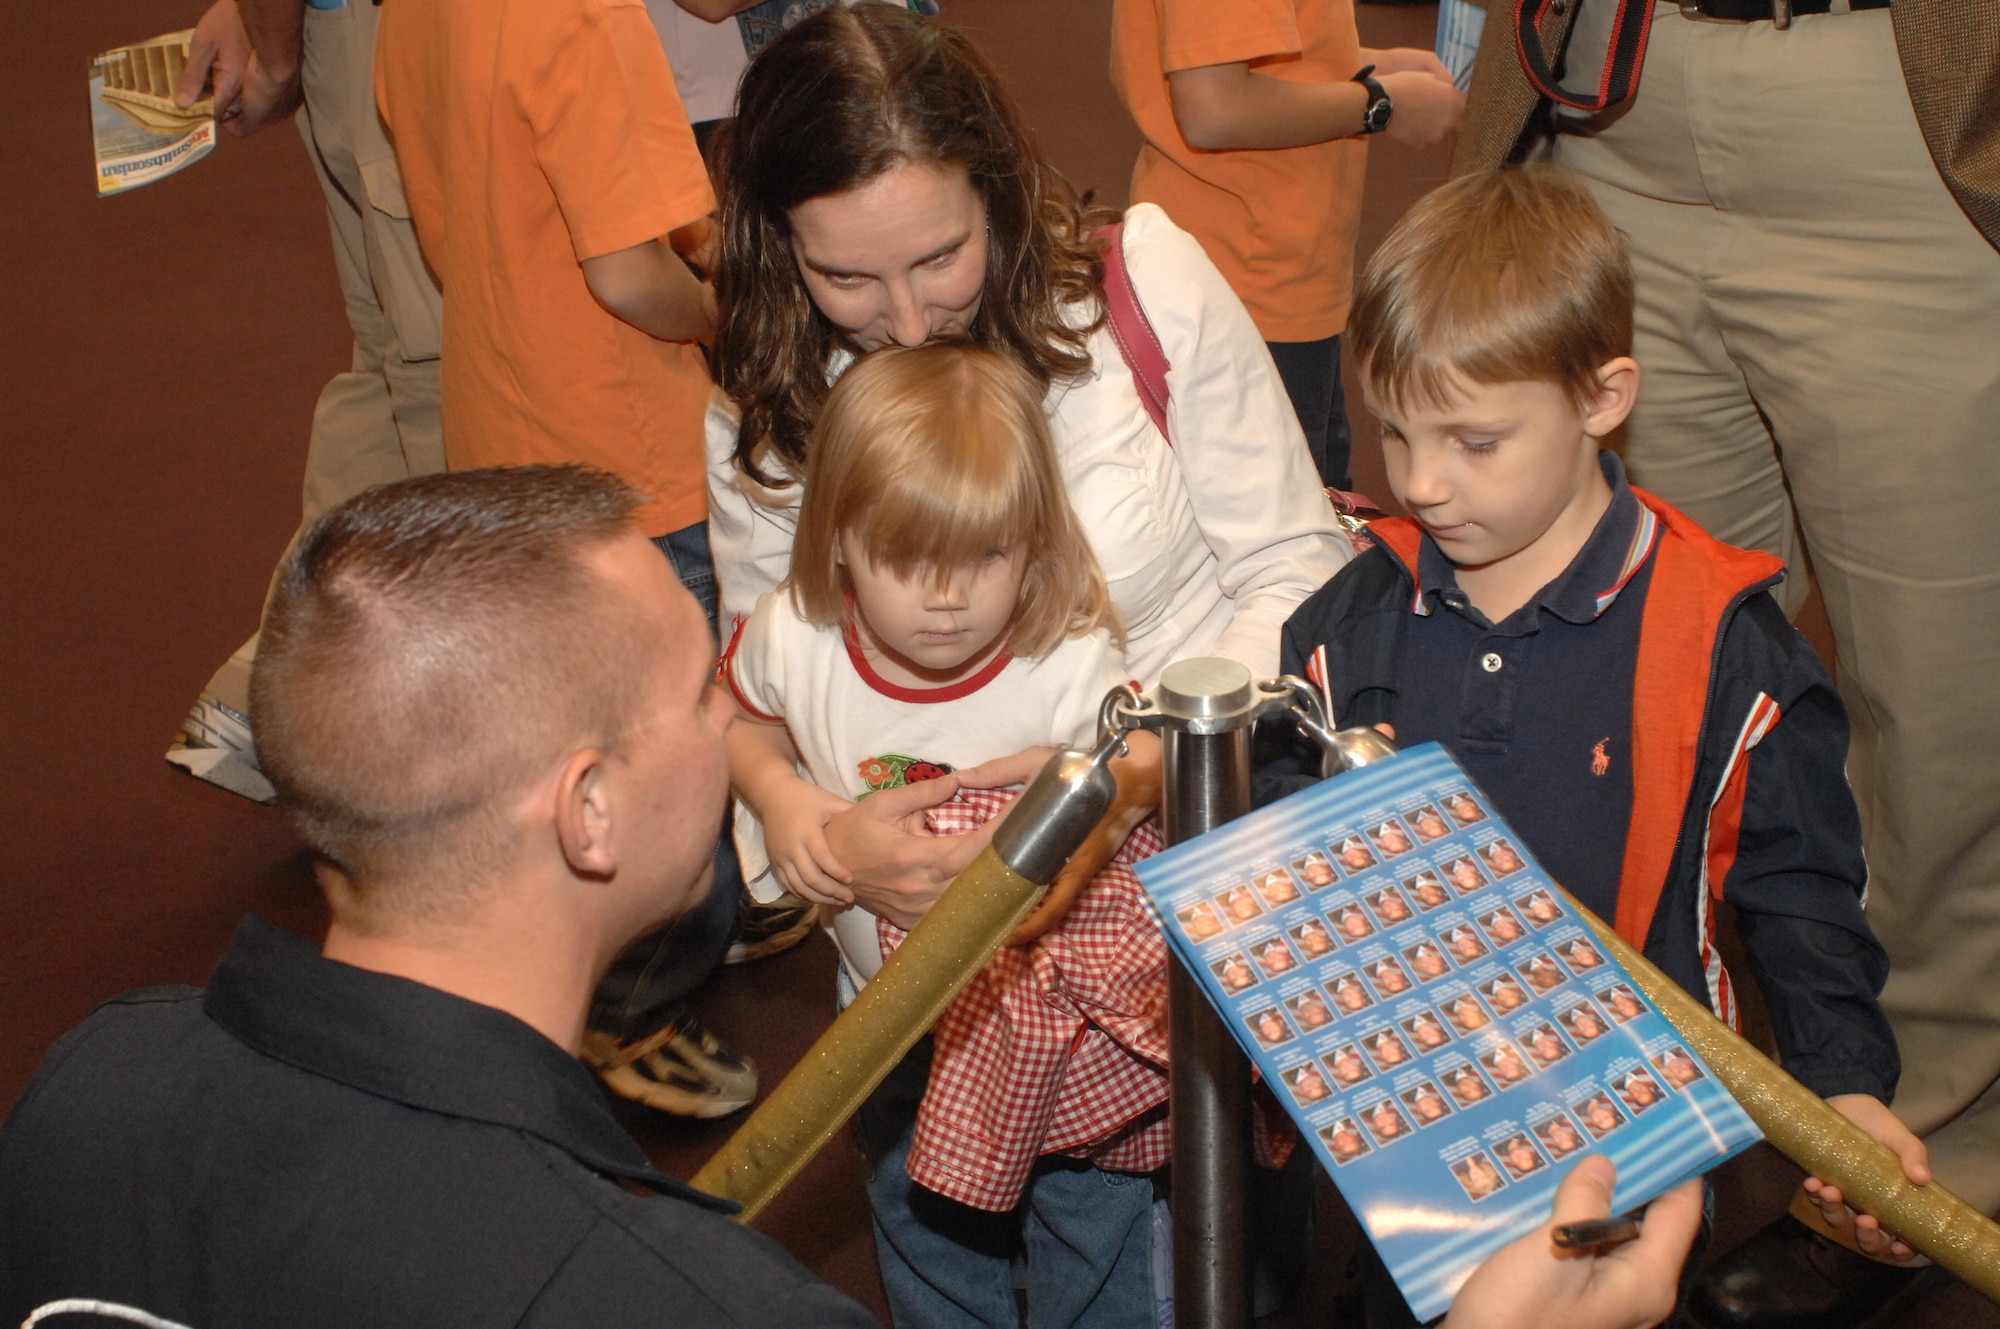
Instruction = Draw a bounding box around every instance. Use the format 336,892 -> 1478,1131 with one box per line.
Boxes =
1111,0 -> 1368,344
377,0 -> 715,537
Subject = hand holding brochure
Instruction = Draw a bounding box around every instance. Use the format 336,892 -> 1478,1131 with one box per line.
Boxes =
1135,743 -> 1760,1322
89,31 -> 216,195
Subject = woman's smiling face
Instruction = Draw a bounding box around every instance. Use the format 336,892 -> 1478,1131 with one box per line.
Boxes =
789,162 -> 988,352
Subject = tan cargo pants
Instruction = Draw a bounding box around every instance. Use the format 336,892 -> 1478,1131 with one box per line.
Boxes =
201,0 -> 444,715
1552,3 -> 2000,1210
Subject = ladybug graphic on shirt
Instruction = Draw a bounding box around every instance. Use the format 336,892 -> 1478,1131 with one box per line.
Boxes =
857,753 -> 955,795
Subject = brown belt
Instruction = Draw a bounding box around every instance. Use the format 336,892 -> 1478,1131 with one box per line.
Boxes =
1681,0 -> 1890,28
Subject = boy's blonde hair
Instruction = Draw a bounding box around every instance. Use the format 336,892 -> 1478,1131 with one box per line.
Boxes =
790,342 -> 1117,660
1348,164 -> 1634,416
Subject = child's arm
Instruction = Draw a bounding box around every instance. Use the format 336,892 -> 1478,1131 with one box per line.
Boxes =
668,215 -> 720,282
581,238 -> 716,344
1719,596 -> 1926,1256
957,732 -> 1164,946
727,706 -> 858,906
1167,47 -> 1462,152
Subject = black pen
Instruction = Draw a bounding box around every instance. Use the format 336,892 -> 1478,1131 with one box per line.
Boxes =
1552,1213 -> 1644,1250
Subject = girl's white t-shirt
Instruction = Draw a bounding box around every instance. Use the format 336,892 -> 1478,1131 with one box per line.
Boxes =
724,590 -> 1126,980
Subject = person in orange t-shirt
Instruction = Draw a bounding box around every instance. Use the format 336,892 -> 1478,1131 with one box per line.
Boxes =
377,0 -> 758,1123
1110,0 -> 1462,489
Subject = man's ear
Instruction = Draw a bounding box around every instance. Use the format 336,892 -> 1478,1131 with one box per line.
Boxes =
553,747 -> 617,879
1584,356 -> 1641,439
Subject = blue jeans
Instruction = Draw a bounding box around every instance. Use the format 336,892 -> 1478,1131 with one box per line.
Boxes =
858,1041 -> 1158,1329
1267,334 -> 1355,492
586,522 -> 746,1039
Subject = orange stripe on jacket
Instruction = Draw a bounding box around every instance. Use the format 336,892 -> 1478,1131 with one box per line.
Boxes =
1365,491 -> 1783,969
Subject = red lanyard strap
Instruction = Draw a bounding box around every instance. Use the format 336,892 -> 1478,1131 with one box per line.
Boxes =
1513,0 -> 1655,111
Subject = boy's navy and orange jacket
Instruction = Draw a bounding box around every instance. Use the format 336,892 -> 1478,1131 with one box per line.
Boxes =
1258,485 -> 1900,1103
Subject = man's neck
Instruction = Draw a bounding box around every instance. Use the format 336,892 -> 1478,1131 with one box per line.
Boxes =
322,894 -> 600,1054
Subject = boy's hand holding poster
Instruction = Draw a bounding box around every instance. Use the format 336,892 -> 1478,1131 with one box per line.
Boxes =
1136,743 -> 1760,1322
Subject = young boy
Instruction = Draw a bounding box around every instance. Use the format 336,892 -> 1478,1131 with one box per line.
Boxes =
1260,165 -> 1931,1288
1109,0 -> 1462,489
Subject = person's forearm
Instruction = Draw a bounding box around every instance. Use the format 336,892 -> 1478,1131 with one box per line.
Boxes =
672,0 -> 764,20
580,238 -> 716,343
1168,62 -> 1368,151
727,715 -> 809,816
239,0 -> 304,78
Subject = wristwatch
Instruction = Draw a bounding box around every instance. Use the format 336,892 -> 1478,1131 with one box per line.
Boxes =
1353,65 -> 1393,135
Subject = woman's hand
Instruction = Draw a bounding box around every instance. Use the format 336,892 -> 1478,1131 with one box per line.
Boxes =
825,775 -> 990,929
1803,1095 -> 1932,1262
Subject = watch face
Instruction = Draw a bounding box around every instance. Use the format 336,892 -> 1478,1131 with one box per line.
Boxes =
1366,97 -> 1394,133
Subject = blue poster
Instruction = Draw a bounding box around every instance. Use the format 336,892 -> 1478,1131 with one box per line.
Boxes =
1136,744 -> 1760,1322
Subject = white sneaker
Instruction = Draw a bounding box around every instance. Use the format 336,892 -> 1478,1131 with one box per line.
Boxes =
165,694 -> 276,805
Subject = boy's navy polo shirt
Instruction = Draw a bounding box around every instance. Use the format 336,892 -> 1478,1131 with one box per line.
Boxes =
1396,453 -> 1659,925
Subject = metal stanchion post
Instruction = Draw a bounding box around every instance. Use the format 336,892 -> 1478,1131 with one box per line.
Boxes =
1154,658 -> 1261,1329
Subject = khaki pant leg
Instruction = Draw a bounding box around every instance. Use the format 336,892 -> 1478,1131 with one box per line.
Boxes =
1551,9 -> 1811,614
200,1 -> 443,716
1564,6 -> 2000,1208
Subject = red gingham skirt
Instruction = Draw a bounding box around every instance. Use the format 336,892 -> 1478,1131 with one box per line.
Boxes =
878,786 -> 1172,1211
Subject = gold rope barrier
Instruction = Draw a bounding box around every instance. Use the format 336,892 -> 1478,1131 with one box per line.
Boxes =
1560,883 -> 2000,1300
692,844 -> 1046,1221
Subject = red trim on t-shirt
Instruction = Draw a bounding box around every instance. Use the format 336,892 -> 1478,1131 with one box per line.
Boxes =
718,614 -> 784,724
842,613 -> 1015,704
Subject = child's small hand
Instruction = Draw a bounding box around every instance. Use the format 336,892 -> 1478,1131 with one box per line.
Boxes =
1362,46 -> 1454,83
1806,1094 -> 1932,1262
763,785 -> 858,907
1380,69 -> 1465,149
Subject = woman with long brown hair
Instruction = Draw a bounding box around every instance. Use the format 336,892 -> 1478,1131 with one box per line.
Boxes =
704,14 -> 1342,1319
708,2 -> 1343,888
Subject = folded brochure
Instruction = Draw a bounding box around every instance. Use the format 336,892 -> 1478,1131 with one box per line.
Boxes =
89,30 -> 216,196
1134,742 -> 1760,1322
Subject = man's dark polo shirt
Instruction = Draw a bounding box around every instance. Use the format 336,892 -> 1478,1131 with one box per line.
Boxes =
0,916 -> 879,1329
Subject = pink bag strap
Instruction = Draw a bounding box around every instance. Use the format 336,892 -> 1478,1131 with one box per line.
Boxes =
1096,218 -> 1388,545
1098,220 -> 1173,443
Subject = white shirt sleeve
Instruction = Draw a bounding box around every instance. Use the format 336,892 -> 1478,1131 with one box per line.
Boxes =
706,390 -> 803,633
720,593 -> 796,901
1120,203 -> 1352,677
720,592 -> 790,724
1039,631 -> 1129,752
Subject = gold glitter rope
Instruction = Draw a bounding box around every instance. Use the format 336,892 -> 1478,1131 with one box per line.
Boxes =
1559,882 -> 2000,1300
691,846 -> 1047,1223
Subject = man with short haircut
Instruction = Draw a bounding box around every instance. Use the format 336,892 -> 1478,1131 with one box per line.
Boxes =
0,467 -> 876,1328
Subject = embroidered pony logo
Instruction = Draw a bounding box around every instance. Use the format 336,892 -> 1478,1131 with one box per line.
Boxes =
1591,738 -> 1611,777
